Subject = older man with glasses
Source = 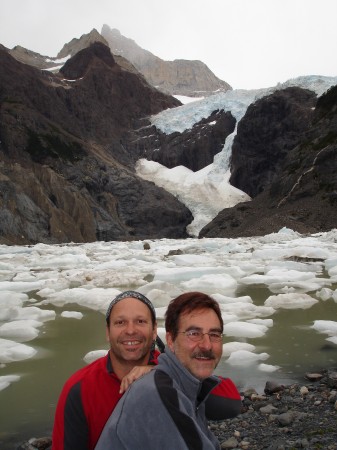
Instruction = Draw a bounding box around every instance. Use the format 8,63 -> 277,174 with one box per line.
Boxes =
95,291 -> 241,450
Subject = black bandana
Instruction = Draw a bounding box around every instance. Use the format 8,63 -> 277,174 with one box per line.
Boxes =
105,290 -> 156,324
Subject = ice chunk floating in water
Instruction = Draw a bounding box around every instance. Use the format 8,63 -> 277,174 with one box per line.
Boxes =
0,338 -> 37,363
0,375 -> 20,391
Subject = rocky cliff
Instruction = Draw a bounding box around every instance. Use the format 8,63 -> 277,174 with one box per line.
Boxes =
126,108 -> 236,172
199,85 -> 337,238
0,42 -> 192,245
8,30 -> 109,71
8,29 -> 143,77
230,87 -> 317,197
56,29 -> 108,59
8,45 -> 60,70
101,25 -> 232,97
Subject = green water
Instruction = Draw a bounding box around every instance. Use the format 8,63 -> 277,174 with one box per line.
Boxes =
216,284 -> 337,391
0,306 -> 109,449
1,290 -> 337,449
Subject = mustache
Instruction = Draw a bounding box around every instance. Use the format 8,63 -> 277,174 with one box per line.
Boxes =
192,350 -> 216,360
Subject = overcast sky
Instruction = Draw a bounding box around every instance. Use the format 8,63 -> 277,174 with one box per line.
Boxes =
1,0 -> 336,89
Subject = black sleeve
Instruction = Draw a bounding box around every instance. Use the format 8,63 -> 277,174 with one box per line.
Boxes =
64,382 -> 89,450
205,393 -> 242,420
204,377 -> 242,420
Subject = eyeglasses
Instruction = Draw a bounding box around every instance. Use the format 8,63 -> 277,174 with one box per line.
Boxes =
179,329 -> 223,343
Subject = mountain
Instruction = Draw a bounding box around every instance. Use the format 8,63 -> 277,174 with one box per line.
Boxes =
8,45 -> 60,70
9,27 -> 232,98
56,28 -> 108,59
8,29 -> 140,75
0,42 -> 192,245
101,25 -> 232,97
1,29 -> 337,245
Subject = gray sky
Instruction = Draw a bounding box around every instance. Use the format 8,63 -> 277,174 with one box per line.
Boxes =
1,0 -> 336,89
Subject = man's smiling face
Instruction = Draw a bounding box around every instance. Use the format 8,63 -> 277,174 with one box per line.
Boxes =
106,297 -> 157,366
166,307 -> 223,380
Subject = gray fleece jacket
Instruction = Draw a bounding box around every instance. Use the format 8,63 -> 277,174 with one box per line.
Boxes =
94,347 -> 221,450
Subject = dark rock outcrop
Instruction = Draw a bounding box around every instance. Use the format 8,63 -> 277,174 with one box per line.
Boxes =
101,25 -> 232,97
230,87 -> 317,198
126,109 -> 236,172
0,43 -> 192,245
200,85 -> 337,238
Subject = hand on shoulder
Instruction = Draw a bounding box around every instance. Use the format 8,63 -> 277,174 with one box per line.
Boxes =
119,365 -> 155,393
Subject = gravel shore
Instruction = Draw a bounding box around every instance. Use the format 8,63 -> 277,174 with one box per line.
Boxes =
17,369 -> 337,450
211,368 -> 337,450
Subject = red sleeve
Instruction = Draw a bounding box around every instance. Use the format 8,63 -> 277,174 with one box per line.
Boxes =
205,376 -> 242,420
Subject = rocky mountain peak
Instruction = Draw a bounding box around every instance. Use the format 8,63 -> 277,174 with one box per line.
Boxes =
8,45 -> 59,69
101,25 -> 138,56
101,24 -> 232,97
60,41 -> 116,79
57,28 -> 108,59
8,26 -> 232,98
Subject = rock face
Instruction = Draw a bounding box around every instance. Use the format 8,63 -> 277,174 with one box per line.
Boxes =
0,43 -> 192,245
126,109 -> 236,172
9,29 -> 139,76
101,25 -> 232,97
8,45 -> 61,70
200,85 -> 337,238
8,29 -> 108,70
230,87 -> 317,198
56,28 -> 108,59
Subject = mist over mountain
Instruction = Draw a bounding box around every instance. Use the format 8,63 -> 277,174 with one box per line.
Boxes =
9,26 -> 231,98
101,25 -> 232,97
1,28 -> 337,245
